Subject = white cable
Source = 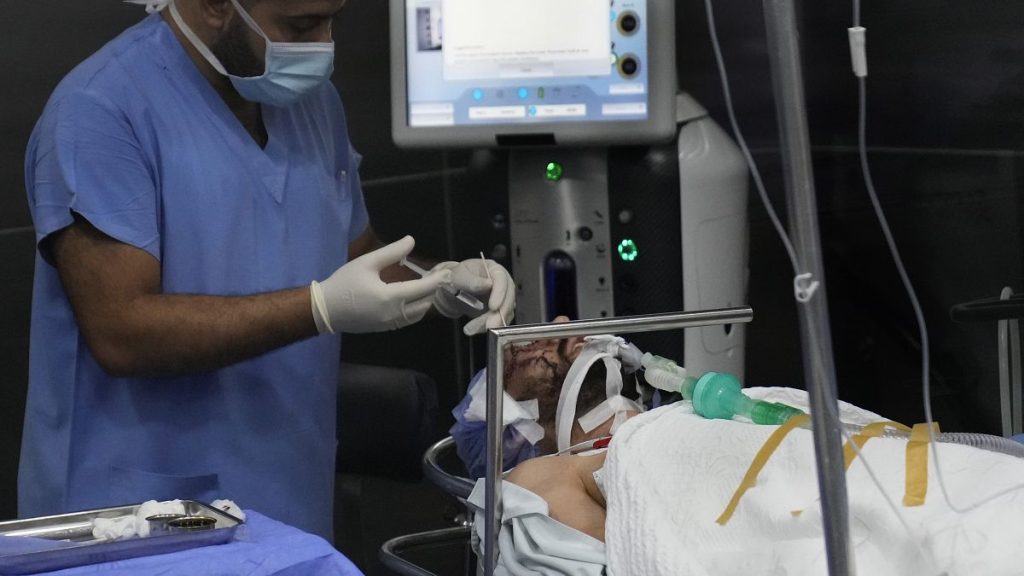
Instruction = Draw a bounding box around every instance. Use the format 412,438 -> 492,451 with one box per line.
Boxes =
851,0 -> 1024,514
703,0 -> 811,302
704,0 -> 935,566
811,352 -> 940,572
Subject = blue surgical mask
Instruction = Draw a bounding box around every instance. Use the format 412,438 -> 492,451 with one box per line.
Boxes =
168,0 -> 335,106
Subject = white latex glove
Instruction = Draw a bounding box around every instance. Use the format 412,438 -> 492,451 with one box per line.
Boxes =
430,259 -> 515,336
310,236 -> 449,334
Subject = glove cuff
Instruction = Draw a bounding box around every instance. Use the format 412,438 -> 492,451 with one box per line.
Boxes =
310,281 -> 335,334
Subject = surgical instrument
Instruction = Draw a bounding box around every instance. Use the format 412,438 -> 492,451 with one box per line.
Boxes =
401,258 -> 486,312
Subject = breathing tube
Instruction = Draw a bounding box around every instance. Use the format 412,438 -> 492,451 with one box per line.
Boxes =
642,353 -> 1024,459
851,427 -> 1024,460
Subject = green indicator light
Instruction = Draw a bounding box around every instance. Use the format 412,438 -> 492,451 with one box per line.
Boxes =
545,162 -> 564,182
618,239 -> 639,262
538,87 -> 545,98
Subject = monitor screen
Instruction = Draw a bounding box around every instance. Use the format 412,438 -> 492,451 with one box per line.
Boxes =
390,0 -> 676,147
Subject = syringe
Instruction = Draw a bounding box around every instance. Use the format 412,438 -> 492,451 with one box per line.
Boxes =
401,258 -> 486,312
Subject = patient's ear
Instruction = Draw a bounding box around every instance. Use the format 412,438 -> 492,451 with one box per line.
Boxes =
569,340 -> 585,356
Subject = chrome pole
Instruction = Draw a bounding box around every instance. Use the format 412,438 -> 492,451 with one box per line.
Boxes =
762,0 -> 851,573
483,307 -> 754,573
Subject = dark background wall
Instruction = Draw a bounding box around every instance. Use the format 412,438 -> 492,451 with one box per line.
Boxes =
1,0 -> 1022,569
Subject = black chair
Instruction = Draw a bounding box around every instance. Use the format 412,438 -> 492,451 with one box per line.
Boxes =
336,362 -> 440,481
336,363 -> 462,575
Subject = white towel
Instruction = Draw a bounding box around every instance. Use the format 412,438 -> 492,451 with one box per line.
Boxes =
604,387 -> 1024,576
210,499 -> 246,522
135,499 -> 187,537
91,499 -> 188,540
90,498 -> 245,540
91,515 -> 138,541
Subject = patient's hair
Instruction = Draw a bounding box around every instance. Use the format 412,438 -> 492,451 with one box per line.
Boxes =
511,360 -> 638,454
576,362 -> 616,414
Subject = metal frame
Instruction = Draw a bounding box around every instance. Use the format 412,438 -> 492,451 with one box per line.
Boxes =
998,287 -> 1023,436
421,436 -> 475,500
762,0 -> 849,573
481,307 -> 754,573
378,438 -> 475,576
379,526 -> 472,576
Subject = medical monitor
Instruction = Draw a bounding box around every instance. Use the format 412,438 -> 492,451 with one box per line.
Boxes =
389,0 -> 676,147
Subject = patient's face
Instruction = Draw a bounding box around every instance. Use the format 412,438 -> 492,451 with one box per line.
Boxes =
502,316 -> 584,399
500,317 -> 640,455
502,316 -> 587,453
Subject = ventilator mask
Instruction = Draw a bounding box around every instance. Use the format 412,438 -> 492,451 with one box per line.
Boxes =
166,0 -> 335,106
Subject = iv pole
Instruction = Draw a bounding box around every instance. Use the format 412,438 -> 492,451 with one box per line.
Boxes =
762,0 -> 852,574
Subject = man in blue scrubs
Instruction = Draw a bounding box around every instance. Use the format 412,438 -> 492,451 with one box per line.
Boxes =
20,0 -> 514,539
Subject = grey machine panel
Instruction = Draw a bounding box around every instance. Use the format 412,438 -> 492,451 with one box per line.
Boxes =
509,149 -> 615,323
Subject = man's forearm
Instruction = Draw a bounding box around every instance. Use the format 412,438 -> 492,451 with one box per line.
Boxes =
50,218 -> 323,379
86,287 -> 317,378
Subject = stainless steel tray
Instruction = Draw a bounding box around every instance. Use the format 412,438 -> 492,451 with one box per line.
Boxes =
0,500 -> 244,574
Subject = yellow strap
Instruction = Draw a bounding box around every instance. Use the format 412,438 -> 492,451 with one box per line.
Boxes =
842,420 -> 912,470
716,414 -> 810,525
796,420 -> 912,517
904,422 -> 939,507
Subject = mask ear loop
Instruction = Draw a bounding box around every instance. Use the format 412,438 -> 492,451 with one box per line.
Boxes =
228,0 -> 334,51
226,0 -> 272,44
224,0 -> 279,77
170,0 -> 280,82
168,1 -> 233,77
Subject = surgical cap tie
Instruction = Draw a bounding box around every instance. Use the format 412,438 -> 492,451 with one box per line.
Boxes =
123,0 -> 171,13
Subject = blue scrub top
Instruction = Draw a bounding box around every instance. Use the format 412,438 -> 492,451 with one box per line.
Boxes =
20,13 -> 368,539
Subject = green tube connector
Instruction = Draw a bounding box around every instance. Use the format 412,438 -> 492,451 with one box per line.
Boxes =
641,355 -> 804,426
692,372 -> 805,425
750,401 -> 806,425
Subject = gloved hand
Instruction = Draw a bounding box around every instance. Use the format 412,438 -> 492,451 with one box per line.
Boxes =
310,236 -> 449,334
431,259 -> 515,336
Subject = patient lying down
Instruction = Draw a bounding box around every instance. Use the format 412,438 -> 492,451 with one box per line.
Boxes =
505,439 -> 612,543
467,449 -> 615,576
462,332 -> 1024,576
459,322 -> 645,574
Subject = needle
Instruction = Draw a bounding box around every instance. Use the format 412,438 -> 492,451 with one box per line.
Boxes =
401,258 -> 485,312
